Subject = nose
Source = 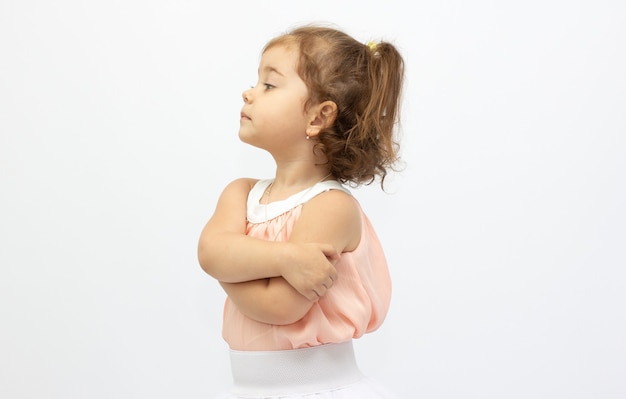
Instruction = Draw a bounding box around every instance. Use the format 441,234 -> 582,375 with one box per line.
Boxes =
242,88 -> 252,103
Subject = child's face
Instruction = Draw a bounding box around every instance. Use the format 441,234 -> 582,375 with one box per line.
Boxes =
239,45 -> 312,154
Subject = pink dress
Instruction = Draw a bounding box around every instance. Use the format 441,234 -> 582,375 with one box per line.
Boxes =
222,179 -> 392,351
217,179 -> 396,399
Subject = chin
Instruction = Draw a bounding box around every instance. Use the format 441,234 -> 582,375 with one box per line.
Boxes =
238,132 -> 251,143
238,131 -> 259,148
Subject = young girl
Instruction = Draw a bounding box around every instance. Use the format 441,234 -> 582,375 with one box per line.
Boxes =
198,24 -> 404,398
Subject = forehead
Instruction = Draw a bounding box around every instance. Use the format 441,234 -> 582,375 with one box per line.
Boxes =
259,44 -> 300,75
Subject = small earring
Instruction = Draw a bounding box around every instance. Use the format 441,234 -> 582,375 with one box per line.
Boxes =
306,133 -> 310,140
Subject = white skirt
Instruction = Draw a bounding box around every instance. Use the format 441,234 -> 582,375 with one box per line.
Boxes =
214,341 -> 396,399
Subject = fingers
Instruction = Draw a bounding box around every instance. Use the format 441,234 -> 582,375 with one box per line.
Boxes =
286,243 -> 341,301
309,275 -> 336,301
319,244 -> 340,264
322,276 -> 334,289
319,243 -> 340,257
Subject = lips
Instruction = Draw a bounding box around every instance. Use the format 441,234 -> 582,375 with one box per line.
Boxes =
240,111 -> 251,120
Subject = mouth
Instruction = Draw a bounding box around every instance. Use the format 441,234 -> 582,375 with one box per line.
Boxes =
240,111 -> 251,121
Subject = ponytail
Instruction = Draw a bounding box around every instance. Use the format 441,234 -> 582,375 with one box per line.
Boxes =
361,41 -> 405,183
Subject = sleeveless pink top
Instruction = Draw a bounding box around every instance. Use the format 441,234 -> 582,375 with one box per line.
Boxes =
222,179 -> 392,351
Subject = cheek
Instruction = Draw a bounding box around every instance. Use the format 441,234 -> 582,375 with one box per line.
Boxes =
267,104 -> 305,129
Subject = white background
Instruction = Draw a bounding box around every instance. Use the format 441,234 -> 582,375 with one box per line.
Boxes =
1,1 -> 625,398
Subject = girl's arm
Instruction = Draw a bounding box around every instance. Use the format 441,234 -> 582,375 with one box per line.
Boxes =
220,278 -> 306,325
198,178 -> 340,298
218,189 -> 362,325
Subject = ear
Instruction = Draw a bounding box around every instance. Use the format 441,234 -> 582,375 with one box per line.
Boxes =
306,101 -> 338,138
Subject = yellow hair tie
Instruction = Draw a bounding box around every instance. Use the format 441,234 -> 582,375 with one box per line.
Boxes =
367,41 -> 377,51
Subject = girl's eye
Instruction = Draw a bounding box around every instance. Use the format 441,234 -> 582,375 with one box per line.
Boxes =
263,83 -> 275,90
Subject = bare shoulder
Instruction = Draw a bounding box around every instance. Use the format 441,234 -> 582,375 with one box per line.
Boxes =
291,189 -> 362,252
214,177 -> 258,204
222,177 -> 258,195
204,177 -> 259,232
307,189 -> 360,222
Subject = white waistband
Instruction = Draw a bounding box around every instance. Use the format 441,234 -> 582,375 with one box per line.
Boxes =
229,341 -> 363,397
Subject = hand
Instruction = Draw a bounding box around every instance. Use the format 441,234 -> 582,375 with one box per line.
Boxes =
282,243 -> 340,301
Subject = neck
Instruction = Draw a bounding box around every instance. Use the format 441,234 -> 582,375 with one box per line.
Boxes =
268,164 -> 333,201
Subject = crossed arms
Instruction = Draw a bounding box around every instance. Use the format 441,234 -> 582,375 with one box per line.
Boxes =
197,178 -> 361,325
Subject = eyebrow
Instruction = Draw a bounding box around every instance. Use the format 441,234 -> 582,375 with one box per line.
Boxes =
258,66 -> 285,77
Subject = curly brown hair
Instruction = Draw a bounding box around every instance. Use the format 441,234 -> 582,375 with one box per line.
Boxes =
264,25 -> 405,188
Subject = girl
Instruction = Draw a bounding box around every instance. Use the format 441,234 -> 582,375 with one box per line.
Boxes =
198,24 -> 404,398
